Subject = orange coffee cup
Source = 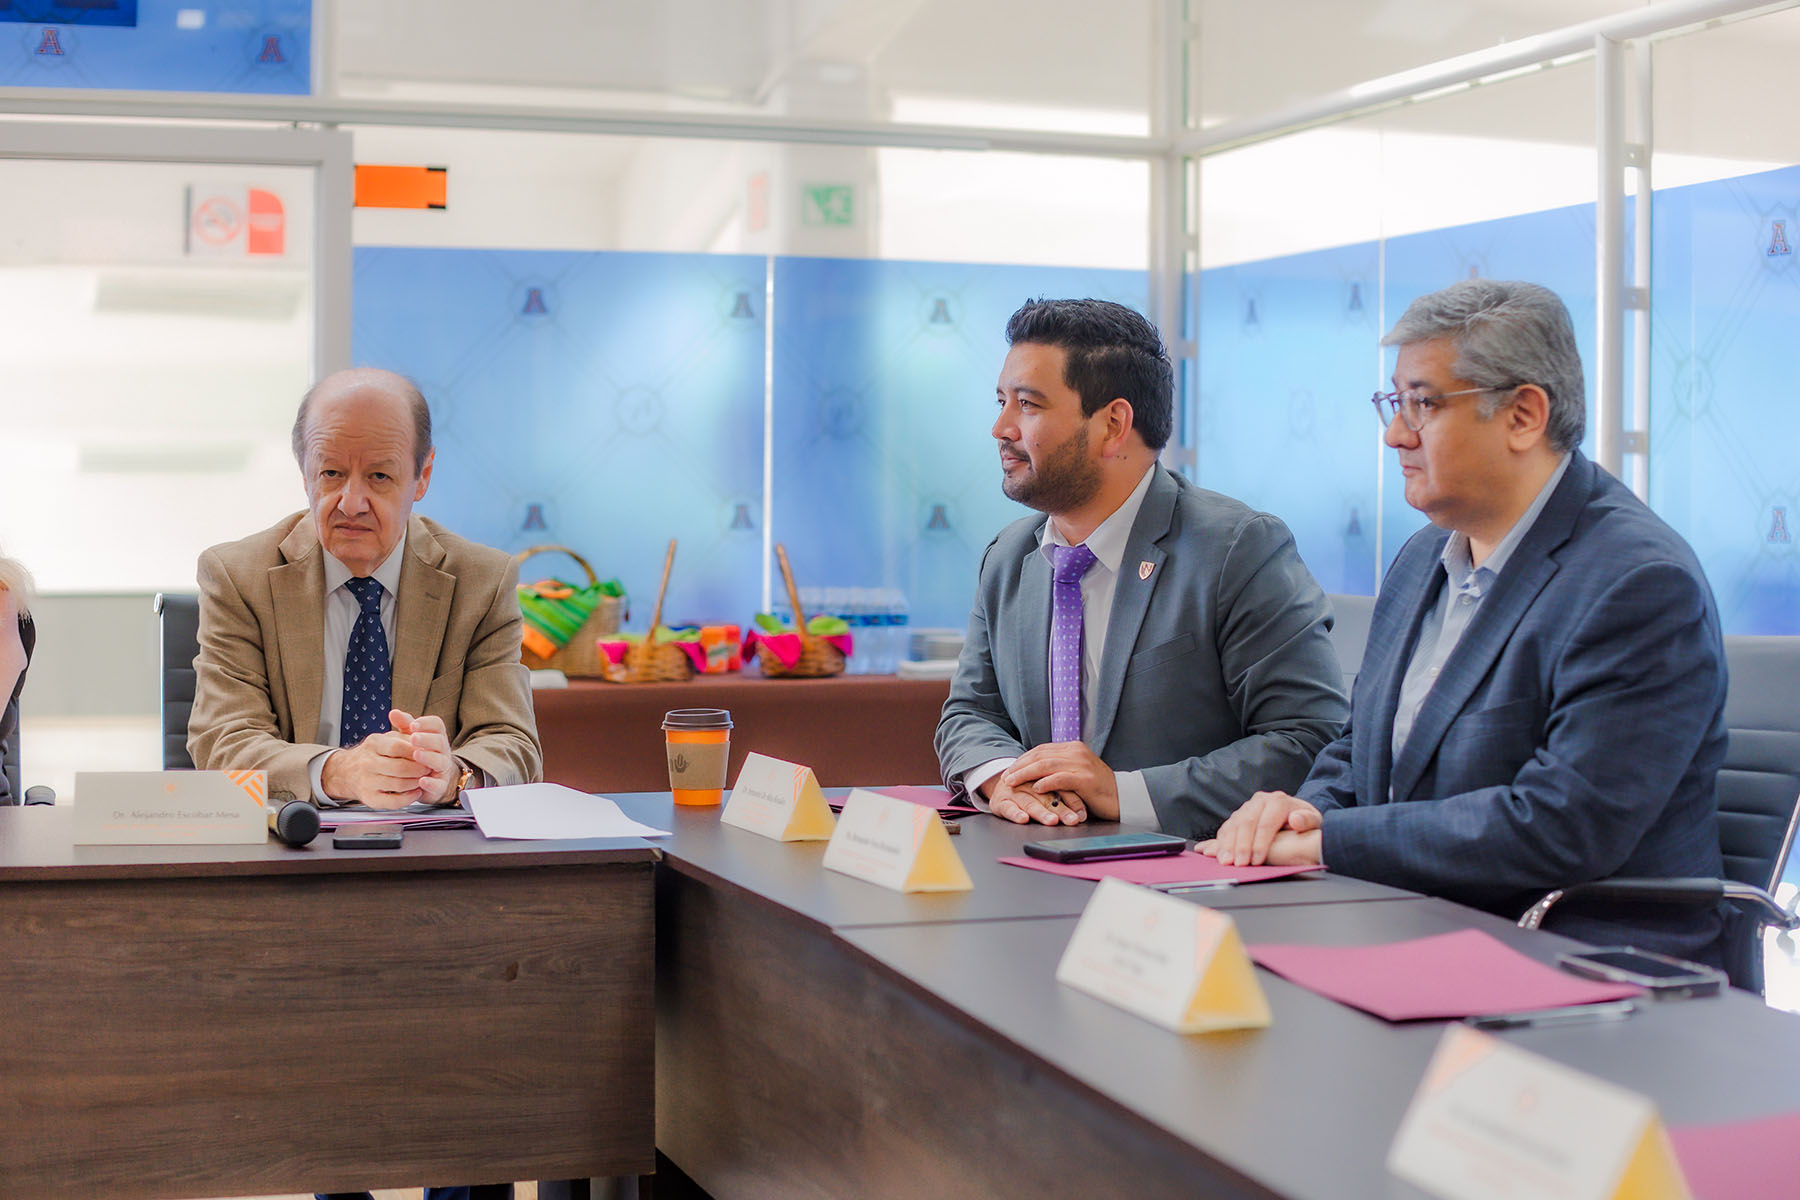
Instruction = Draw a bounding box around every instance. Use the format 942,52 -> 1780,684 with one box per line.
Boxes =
663,708 -> 733,806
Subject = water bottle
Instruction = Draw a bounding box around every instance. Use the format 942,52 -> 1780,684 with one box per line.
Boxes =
832,588 -> 859,674
887,589 -> 909,675
856,588 -> 877,675
866,589 -> 888,674
870,588 -> 898,674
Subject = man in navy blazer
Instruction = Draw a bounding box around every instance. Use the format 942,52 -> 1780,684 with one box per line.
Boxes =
1205,280 -> 1728,964
936,299 -> 1347,836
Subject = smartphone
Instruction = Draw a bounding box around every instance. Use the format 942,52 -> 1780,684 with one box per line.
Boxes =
1022,832 -> 1187,864
1556,946 -> 1724,999
331,824 -> 404,850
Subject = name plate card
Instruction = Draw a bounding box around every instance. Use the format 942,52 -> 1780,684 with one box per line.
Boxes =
1389,1024 -> 1690,1200
1055,877 -> 1270,1034
720,752 -> 836,842
74,770 -> 269,845
821,787 -> 973,892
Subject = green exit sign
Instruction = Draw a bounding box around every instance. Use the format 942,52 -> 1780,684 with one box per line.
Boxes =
801,184 -> 855,227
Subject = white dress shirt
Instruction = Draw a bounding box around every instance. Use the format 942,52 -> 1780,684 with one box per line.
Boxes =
964,464 -> 1159,825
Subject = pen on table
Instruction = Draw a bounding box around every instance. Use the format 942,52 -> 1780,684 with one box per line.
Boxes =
940,817 -> 962,835
1151,879 -> 1240,894
1465,998 -> 1639,1031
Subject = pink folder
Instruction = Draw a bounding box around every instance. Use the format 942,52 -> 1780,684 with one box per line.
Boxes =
1670,1111 -> 1800,1199
998,849 -> 1322,885
1247,928 -> 1643,1021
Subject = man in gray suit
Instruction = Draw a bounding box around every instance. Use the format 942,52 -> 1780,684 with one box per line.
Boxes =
1205,280 -> 1728,964
935,298 -> 1348,836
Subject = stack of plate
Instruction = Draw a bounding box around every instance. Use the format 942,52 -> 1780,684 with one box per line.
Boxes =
900,628 -> 964,681
908,628 -> 965,662
896,659 -> 958,680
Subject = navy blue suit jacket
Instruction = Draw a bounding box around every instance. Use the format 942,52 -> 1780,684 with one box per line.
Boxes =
1299,453 -> 1729,963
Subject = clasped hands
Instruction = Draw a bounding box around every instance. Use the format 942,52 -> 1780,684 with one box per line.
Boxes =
321,709 -> 461,809
1199,790 -> 1323,866
982,741 -> 1119,825
978,745 -> 1328,869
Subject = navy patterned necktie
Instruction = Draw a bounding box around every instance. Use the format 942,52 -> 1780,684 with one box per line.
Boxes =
340,575 -> 392,747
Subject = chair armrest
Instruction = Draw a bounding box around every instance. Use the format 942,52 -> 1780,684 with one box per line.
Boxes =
22,785 -> 53,806
1519,877 -> 1800,933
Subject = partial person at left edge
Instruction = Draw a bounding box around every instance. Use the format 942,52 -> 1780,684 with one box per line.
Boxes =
0,548 -> 35,807
187,367 -> 541,823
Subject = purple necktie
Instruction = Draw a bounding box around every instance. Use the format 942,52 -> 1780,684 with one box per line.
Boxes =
1049,543 -> 1098,744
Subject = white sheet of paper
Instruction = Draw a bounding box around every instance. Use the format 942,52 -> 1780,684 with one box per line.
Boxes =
464,783 -> 671,840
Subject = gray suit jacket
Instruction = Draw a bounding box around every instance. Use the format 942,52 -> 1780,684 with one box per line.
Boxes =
1300,453 -> 1728,963
189,513 -> 542,802
936,467 -> 1348,837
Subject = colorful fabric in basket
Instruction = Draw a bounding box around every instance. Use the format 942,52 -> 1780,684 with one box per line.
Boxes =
742,614 -> 853,668
517,578 -> 624,657
597,627 -> 711,673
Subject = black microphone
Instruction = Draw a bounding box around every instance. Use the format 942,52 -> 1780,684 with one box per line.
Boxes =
268,796 -> 321,847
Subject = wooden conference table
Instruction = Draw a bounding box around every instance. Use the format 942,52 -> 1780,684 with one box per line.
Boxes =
8,788 -> 1798,1199
0,807 -> 658,1199
622,791 -> 1800,1200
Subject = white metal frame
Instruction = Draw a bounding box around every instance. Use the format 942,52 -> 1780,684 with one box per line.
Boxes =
0,121 -> 354,377
0,87 -> 1166,159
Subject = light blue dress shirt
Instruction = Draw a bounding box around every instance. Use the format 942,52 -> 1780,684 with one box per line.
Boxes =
1390,454 -> 1572,776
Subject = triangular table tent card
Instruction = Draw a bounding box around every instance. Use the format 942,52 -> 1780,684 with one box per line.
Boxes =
1055,877 -> 1271,1034
721,752 -> 837,841
1389,1023 -> 1691,1200
821,787 -> 973,892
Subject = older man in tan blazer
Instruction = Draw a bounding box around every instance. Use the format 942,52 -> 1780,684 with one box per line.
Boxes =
189,368 -> 539,812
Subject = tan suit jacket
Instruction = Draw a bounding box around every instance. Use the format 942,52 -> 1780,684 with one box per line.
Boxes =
188,512 -> 541,801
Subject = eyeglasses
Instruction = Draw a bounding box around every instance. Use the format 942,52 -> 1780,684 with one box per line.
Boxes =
1370,386 -> 1513,432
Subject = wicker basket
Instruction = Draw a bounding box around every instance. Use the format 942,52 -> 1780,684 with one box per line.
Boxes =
514,544 -> 624,678
754,636 -> 845,679
601,538 -> 694,683
759,544 -> 846,678
611,638 -> 694,683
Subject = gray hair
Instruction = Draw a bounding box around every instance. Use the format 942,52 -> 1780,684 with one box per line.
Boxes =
290,369 -> 434,475
1382,279 -> 1586,452
0,550 -> 34,616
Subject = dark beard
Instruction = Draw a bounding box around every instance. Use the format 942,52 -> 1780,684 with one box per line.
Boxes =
1001,424 -> 1102,514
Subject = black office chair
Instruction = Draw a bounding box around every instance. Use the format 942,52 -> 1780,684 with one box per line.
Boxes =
154,593 -> 200,771
1325,592 -> 1375,691
1520,634 -> 1800,993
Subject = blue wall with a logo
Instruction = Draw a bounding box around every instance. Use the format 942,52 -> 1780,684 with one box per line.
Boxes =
355,247 -> 1145,631
0,0 -> 309,92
